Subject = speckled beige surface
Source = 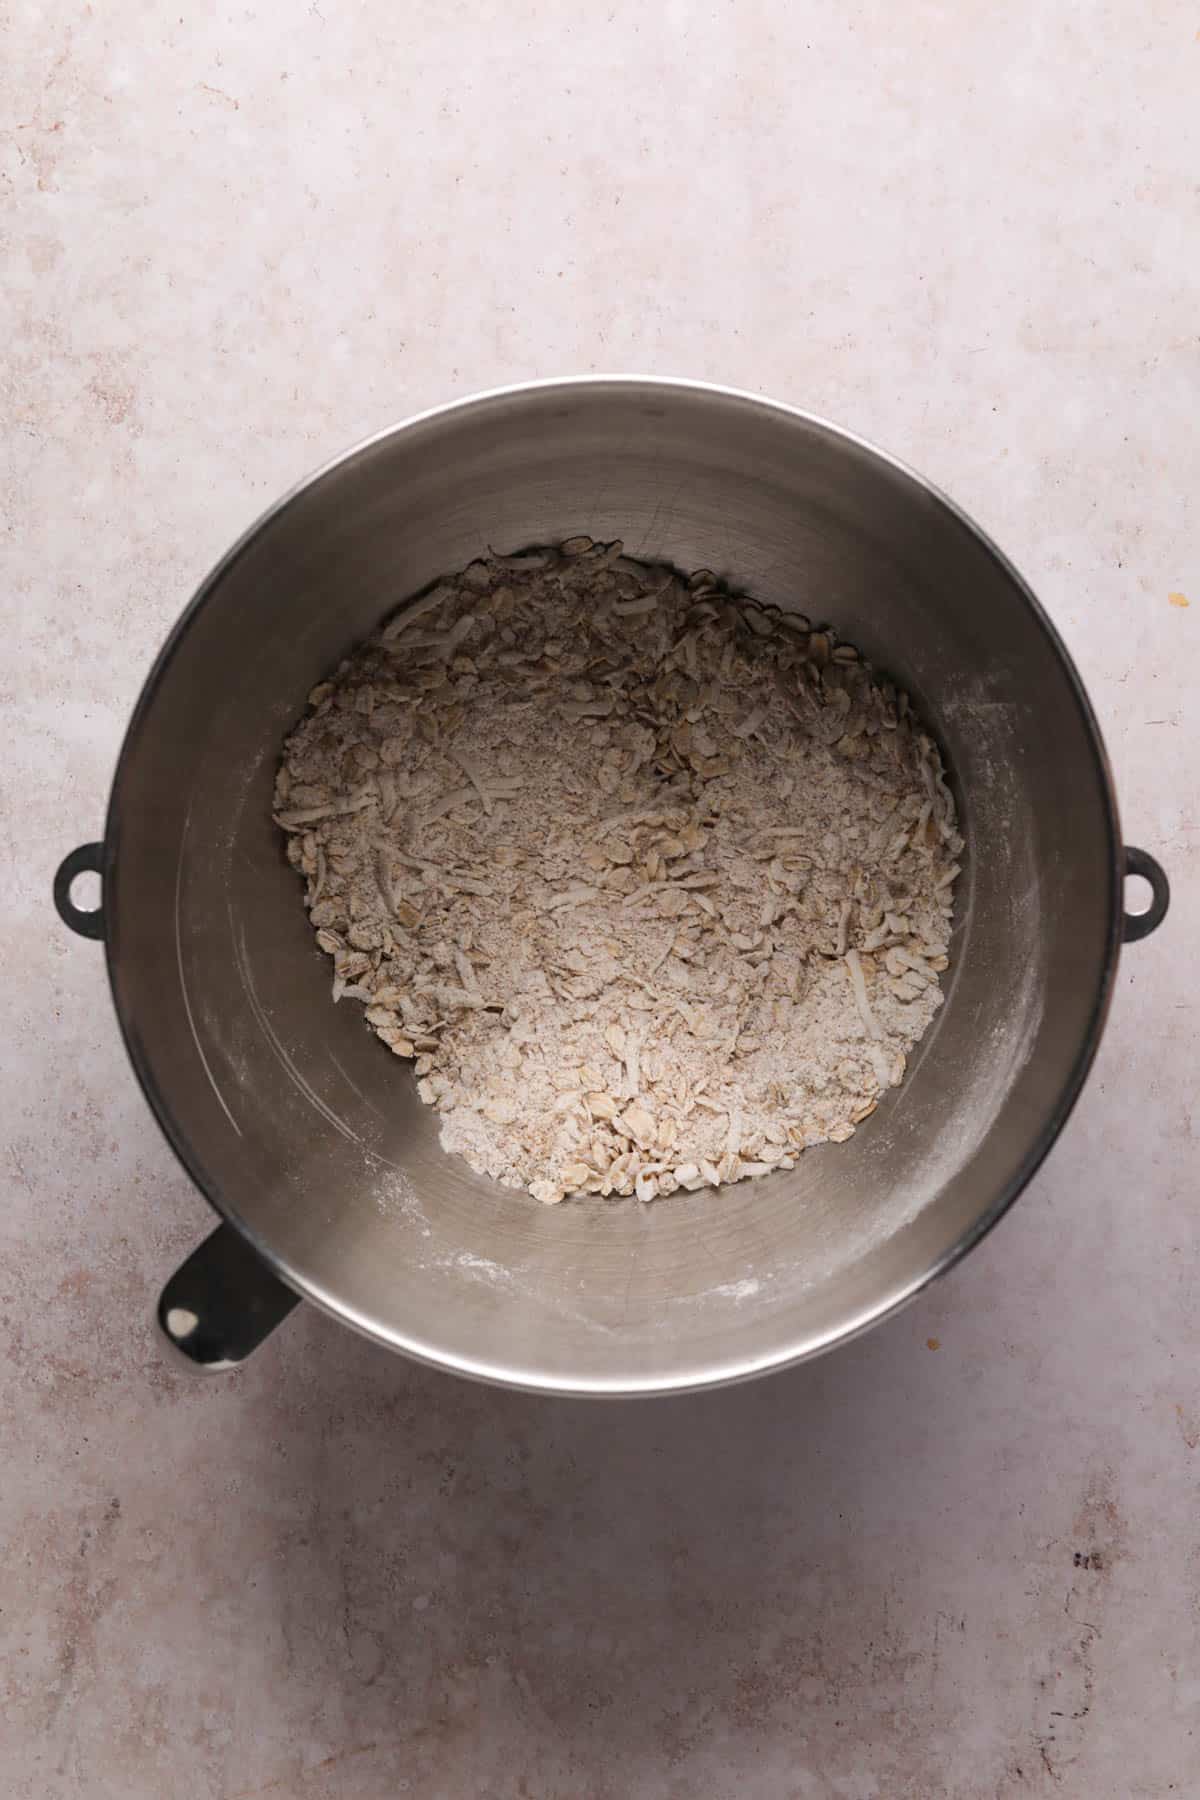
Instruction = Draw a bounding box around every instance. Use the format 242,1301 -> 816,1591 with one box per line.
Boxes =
3,5 -> 1198,1796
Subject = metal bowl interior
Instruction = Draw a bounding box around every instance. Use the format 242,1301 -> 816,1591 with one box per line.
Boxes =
105,379 -> 1119,1393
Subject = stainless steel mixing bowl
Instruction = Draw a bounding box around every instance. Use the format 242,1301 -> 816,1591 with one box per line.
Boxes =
54,378 -> 1168,1392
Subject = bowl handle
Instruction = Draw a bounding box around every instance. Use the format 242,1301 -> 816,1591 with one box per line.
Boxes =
54,841 -> 106,940
57,842 -> 301,1367
1123,847 -> 1169,944
158,1223 -> 300,1370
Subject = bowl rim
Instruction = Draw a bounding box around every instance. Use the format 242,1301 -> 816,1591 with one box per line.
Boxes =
100,374 -> 1124,1395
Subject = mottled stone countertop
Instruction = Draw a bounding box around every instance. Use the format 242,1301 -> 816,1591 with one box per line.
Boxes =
3,5 -> 1198,1797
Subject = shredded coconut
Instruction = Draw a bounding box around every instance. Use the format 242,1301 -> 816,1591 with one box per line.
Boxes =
275,537 -> 962,1205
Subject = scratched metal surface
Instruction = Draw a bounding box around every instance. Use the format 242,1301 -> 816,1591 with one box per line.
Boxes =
2,4 -> 1197,1796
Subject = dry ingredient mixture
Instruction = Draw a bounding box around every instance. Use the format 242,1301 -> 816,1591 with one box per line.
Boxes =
275,538 -> 962,1206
